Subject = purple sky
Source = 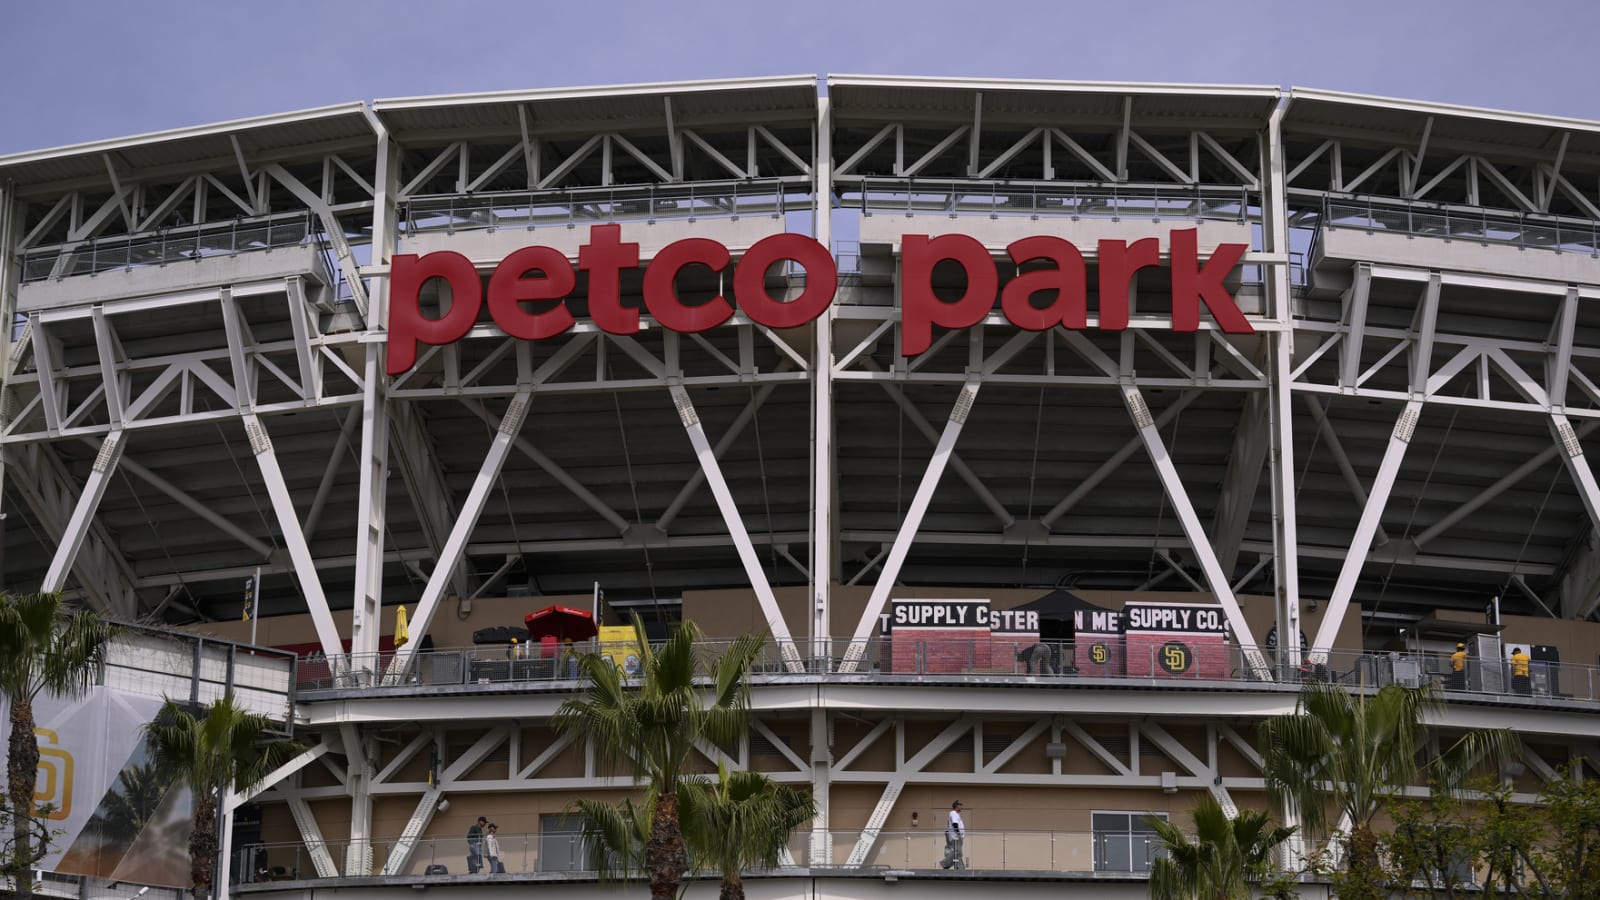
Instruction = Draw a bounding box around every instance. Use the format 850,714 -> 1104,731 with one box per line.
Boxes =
2,0 -> 1597,155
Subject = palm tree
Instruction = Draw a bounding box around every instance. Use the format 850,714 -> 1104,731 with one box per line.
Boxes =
1146,793 -> 1296,900
0,593 -> 116,900
143,694 -> 300,899
572,795 -> 651,880
1259,681 -> 1518,877
680,764 -> 815,900
552,617 -> 766,900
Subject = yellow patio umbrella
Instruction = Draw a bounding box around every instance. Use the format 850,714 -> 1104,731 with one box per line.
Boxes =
395,605 -> 410,648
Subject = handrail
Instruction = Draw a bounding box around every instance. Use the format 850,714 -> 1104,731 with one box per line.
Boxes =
399,177 -> 808,238
295,639 -> 1597,708
19,209 -> 318,284
1318,195 -> 1600,257
241,827 -> 1171,881
846,177 -> 1256,225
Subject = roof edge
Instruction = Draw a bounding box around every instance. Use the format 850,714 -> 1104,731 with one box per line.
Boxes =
1286,86 -> 1600,134
373,74 -> 820,113
0,102 -> 376,170
827,74 -> 1281,99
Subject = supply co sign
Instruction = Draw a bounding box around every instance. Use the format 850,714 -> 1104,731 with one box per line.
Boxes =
387,224 -> 1253,375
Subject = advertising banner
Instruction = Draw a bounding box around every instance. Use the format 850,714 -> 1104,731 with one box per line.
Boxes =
0,688 -> 192,888
1122,602 -> 1230,679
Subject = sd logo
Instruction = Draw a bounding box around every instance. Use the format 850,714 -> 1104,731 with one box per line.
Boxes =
33,728 -> 73,820
1089,643 -> 1109,665
1158,642 -> 1191,675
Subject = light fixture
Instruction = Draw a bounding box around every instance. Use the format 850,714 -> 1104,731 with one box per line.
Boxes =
1161,772 -> 1178,794
437,798 -> 450,812
911,811 -> 919,827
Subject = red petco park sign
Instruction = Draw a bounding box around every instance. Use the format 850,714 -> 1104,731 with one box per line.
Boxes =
386,224 -> 1252,375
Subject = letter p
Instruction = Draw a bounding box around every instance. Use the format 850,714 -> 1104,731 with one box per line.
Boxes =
388,251 -> 484,375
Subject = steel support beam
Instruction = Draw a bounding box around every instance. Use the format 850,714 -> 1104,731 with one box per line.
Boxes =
1210,391 -> 1269,574
1310,400 -> 1423,657
462,398 -> 630,534
669,384 -> 803,670
841,382 -> 980,672
1124,386 -> 1266,663
4,442 -> 137,613
1302,395 -> 1390,545
813,94 -> 837,660
387,391 -> 532,679
244,413 -> 347,668
41,430 -> 126,612
389,403 -> 469,599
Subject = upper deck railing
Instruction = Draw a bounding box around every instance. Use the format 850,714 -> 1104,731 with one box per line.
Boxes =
1314,196 -> 1600,258
399,178 -> 808,238
295,638 -> 1592,710
19,210 -> 318,284
845,178 -> 1256,225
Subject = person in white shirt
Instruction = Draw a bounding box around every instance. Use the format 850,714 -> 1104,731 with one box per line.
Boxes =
941,800 -> 966,869
485,823 -> 504,874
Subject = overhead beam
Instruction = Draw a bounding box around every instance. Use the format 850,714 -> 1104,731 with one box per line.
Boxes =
41,430 -> 127,611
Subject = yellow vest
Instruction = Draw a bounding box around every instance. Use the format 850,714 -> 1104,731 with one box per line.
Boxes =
1450,651 -> 1466,672
1511,653 -> 1530,677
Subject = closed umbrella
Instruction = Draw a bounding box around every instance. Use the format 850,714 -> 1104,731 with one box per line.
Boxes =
395,605 -> 410,648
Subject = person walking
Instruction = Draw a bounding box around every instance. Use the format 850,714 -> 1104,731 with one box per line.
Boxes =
1510,647 -> 1532,696
1449,643 -> 1468,690
485,823 -> 504,874
940,800 -> 966,869
467,816 -> 486,874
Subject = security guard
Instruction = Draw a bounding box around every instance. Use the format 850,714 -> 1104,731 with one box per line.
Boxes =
1510,647 -> 1532,696
1449,643 -> 1468,690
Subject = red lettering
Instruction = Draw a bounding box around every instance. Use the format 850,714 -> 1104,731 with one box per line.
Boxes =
578,224 -> 641,334
387,250 -> 482,376
1002,236 -> 1087,331
734,233 -> 837,328
487,246 -> 576,341
643,238 -> 733,333
1096,237 -> 1160,330
901,234 -> 998,356
1170,228 -> 1252,333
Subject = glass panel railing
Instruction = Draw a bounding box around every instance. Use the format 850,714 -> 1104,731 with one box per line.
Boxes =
845,179 -> 1256,227
1321,198 -> 1600,257
294,639 -> 1600,708
244,828 -> 1165,882
400,179 -> 809,240
20,211 -> 317,284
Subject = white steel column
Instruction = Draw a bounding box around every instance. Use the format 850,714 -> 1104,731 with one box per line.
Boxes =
1553,413 -> 1600,544
841,381 -> 980,672
351,129 -> 401,664
813,93 -> 836,665
41,429 -> 125,606
386,391 -> 532,679
1309,399 -> 1423,657
670,384 -> 804,671
243,413 -> 346,668
1262,102 -> 1303,681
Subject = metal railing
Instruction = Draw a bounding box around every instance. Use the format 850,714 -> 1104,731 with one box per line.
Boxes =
1320,197 -> 1600,257
242,828 -> 1164,881
847,178 -> 1256,225
19,210 -> 317,283
294,638 -> 1600,708
400,178 -> 809,239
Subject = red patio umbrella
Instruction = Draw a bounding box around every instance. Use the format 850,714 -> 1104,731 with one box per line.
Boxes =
524,605 -> 599,642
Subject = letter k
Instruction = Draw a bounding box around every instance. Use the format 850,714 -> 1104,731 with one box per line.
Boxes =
1169,228 -> 1252,334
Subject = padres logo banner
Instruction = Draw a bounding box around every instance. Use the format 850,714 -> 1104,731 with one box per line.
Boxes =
1122,602 -> 1230,680
0,687 -> 191,888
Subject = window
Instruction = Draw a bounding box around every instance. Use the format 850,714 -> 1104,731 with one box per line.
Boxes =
1093,811 -> 1166,873
539,814 -> 588,872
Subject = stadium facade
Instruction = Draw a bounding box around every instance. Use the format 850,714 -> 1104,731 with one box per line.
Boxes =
4,75 -> 1600,899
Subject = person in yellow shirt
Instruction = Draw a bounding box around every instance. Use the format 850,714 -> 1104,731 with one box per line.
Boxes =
1448,643 -> 1468,690
1510,647 -> 1532,696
